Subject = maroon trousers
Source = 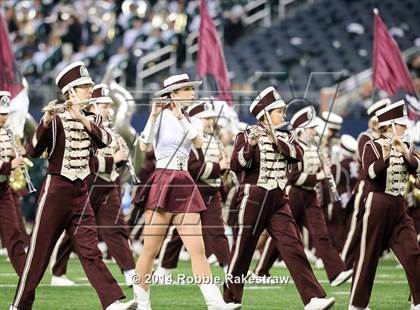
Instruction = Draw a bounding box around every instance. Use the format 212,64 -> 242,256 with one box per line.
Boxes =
52,177 -> 135,276
159,191 -> 231,268
0,183 -> 27,276
253,187 -> 346,281
223,184 -> 325,305
12,175 -> 124,310
350,192 -> 420,308
341,180 -> 367,270
289,187 -> 346,281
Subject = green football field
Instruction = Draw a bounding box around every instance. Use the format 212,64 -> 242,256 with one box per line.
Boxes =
0,255 -> 412,309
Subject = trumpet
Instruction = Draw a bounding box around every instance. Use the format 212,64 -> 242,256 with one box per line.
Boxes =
109,126 -> 140,185
4,125 -> 37,193
42,99 -> 97,113
314,135 -> 340,202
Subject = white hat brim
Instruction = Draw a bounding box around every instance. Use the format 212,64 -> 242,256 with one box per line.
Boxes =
256,100 -> 286,120
196,110 -> 217,118
95,97 -> 113,104
61,77 -> 94,94
0,107 -> 10,113
154,81 -> 202,97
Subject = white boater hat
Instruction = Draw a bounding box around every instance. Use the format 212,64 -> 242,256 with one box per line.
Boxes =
321,111 -> 343,130
0,91 -> 11,114
340,134 -> 357,157
187,98 -> 217,118
367,98 -> 391,119
92,84 -> 113,104
249,86 -> 286,120
290,106 -> 318,130
376,100 -> 408,127
56,61 -> 94,94
154,74 -> 202,97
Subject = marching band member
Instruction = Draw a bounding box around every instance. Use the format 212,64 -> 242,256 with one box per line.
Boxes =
50,84 -> 136,287
223,86 -> 335,310
10,62 -> 134,310
153,99 -> 232,281
318,111 -> 344,250
287,107 -> 353,286
340,98 -> 390,268
131,74 -> 241,310
349,100 -> 420,310
0,90 -> 27,276
328,134 -> 359,252
252,106 -> 353,286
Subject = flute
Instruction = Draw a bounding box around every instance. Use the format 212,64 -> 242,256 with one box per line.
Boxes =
42,98 -> 97,113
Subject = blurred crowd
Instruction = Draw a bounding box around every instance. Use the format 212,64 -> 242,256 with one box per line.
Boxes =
4,0 -> 249,88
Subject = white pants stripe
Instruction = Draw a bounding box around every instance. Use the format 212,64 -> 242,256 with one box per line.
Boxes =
349,191 -> 373,305
14,174 -> 51,307
227,184 -> 251,277
341,180 -> 365,260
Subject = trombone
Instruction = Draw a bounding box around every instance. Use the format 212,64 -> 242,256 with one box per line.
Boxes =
4,125 -> 37,193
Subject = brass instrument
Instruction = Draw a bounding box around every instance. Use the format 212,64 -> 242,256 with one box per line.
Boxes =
4,125 -> 37,193
404,175 -> 420,208
42,99 -> 97,113
314,135 -> 340,202
110,126 -> 140,185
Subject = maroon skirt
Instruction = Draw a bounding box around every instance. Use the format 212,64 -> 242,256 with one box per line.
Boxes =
138,168 -> 206,213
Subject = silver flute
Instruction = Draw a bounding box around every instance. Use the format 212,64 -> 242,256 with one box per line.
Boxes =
4,125 -> 37,193
42,98 -> 97,113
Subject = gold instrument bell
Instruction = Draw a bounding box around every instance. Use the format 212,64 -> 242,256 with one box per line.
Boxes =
9,136 -> 35,192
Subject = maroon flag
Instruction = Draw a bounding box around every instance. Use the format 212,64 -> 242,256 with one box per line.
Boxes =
372,9 -> 415,97
0,13 -> 30,137
197,0 -> 233,104
0,14 -> 24,97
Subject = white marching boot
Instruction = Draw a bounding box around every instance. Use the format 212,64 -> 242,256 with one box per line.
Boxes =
348,305 -> 371,310
50,274 -> 75,286
330,269 -> 353,287
152,266 -> 172,284
105,299 -> 138,310
304,297 -> 335,310
124,269 -> 136,287
199,284 -> 241,310
133,284 -> 152,310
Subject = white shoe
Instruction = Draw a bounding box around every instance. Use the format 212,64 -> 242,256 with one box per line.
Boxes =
304,248 -> 318,263
50,275 -> 75,286
133,285 -> 152,310
152,266 -> 172,285
315,258 -> 324,269
411,303 -> 420,310
331,269 -> 353,287
98,241 -> 108,256
200,284 -> 241,310
132,241 -> 143,256
124,269 -> 136,287
207,254 -> 218,265
348,305 -> 371,310
304,297 -> 335,310
106,299 -> 138,310
179,248 -> 190,261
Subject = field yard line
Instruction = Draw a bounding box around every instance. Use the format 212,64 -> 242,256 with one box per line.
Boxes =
0,273 -> 17,276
